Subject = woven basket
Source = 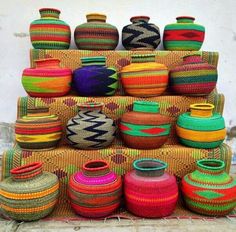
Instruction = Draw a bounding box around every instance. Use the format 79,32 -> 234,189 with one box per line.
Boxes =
0,162 -> 59,221
68,160 -> 122,218
181,159 -> 236,216
124,158 -> 178,218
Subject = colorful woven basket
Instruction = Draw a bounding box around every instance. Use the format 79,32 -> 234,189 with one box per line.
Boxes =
163,16 -> 205,51
122,16 -> 161,50
181,159 -> 236,216
0,162 -> 59,221
120,101 -> 171,149
30,8 -> 71,49
15,107 -> 62,150
170,54 -> 218,95
74,13 -> 119,50
68,160 -> 122,218
22,58 -> 72,97
176,103 -> 226,148
72,56 -> 118,96
120,54 -> 169,97
66,102 -> 116,149
124,158 -> 178,218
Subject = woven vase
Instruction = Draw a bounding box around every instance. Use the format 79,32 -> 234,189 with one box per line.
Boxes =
120,101 -> 171,149
170,54 -> 218,95
124,158 -> 178,218
163,16 -> 205,51
74,13 -> 119,50
73,56 -> 118,96
66,102 -> 116,149
15,107 -> 62,150
122,16 -> 161,50
68,160 -> 122,218
120,54 -> 169,97
30,8 -> 71,49
176,103 -> 226,148
22,58 -> 72,97
181,159 -> 236,216
0,162 -> 59,221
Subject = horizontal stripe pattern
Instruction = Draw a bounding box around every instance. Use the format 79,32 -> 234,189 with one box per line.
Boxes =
0,171 -> 59,221
121,63 -> 168,97
68,171 -> 122,218
30,18 -> 71,49
74,22 -> 119,50
15,112 -> 62,150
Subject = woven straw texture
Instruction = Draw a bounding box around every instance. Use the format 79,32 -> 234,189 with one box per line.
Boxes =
74,14 -> 119,50
163,16 -> 205,51
182,159 -> 236,216
122,16 -> 161,50
30,8 -> 71,50
0,162 -> 59,221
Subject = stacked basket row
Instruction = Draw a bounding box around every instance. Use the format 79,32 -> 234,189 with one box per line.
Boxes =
1,158 -> 236,221
30,8 -> 205,51
22,53 -> 218,98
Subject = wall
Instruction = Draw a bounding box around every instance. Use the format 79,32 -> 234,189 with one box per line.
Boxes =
0,0 -> 236,127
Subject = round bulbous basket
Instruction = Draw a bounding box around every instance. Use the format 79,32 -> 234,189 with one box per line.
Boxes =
124,158 -> 178,218
68,160 -> 122,218
181,159 -> 236,216
74,13 -> 119,50
163,16 -> 205,51
176,103 -> 226,148
0,162 -> 59,221
30,8 -> 71,49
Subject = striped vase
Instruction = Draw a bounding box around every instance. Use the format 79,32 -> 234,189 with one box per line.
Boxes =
15,107 -> 62,150
176,103 -> 226,148
125,159 -> 178,218
0,162 -> 59,221
170,54 -> 218,95
73,56 -> 118,96
30,8 -> 71,49
120,54 -> 169,97
74,13 -> 119,50
22,58 -> 72,97
66,102 -> 116,149
120,101 -> 171,149
163,16 -> 205,51
122,16 -> 161,50
181,159 -> 236,216
68,160 -> 122,218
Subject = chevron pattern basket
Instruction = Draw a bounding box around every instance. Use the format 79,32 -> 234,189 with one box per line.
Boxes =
122,16 -> 161,50
66,102 -> 116,149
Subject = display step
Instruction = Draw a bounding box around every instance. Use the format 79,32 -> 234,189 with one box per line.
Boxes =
30,49 -> 219,95
2,143 -> 232,181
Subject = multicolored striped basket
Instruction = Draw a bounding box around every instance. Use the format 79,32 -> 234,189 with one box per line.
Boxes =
124,158 -> 178,218
30,8 -> 71,49
120,54 -> 169,97
163,16 -> 205,51
181,159 -> 236,216
170,54 -> 218,95
74,13 -> 119,50
22,58 -> 72,97
120,101 -> 171,149
0,162 -> 59,221
68,160 -> 122,218
15,107 -> 62,150
176,103 -> 226,149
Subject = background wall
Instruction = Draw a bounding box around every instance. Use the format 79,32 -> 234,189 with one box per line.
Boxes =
0,0 -> 235,127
